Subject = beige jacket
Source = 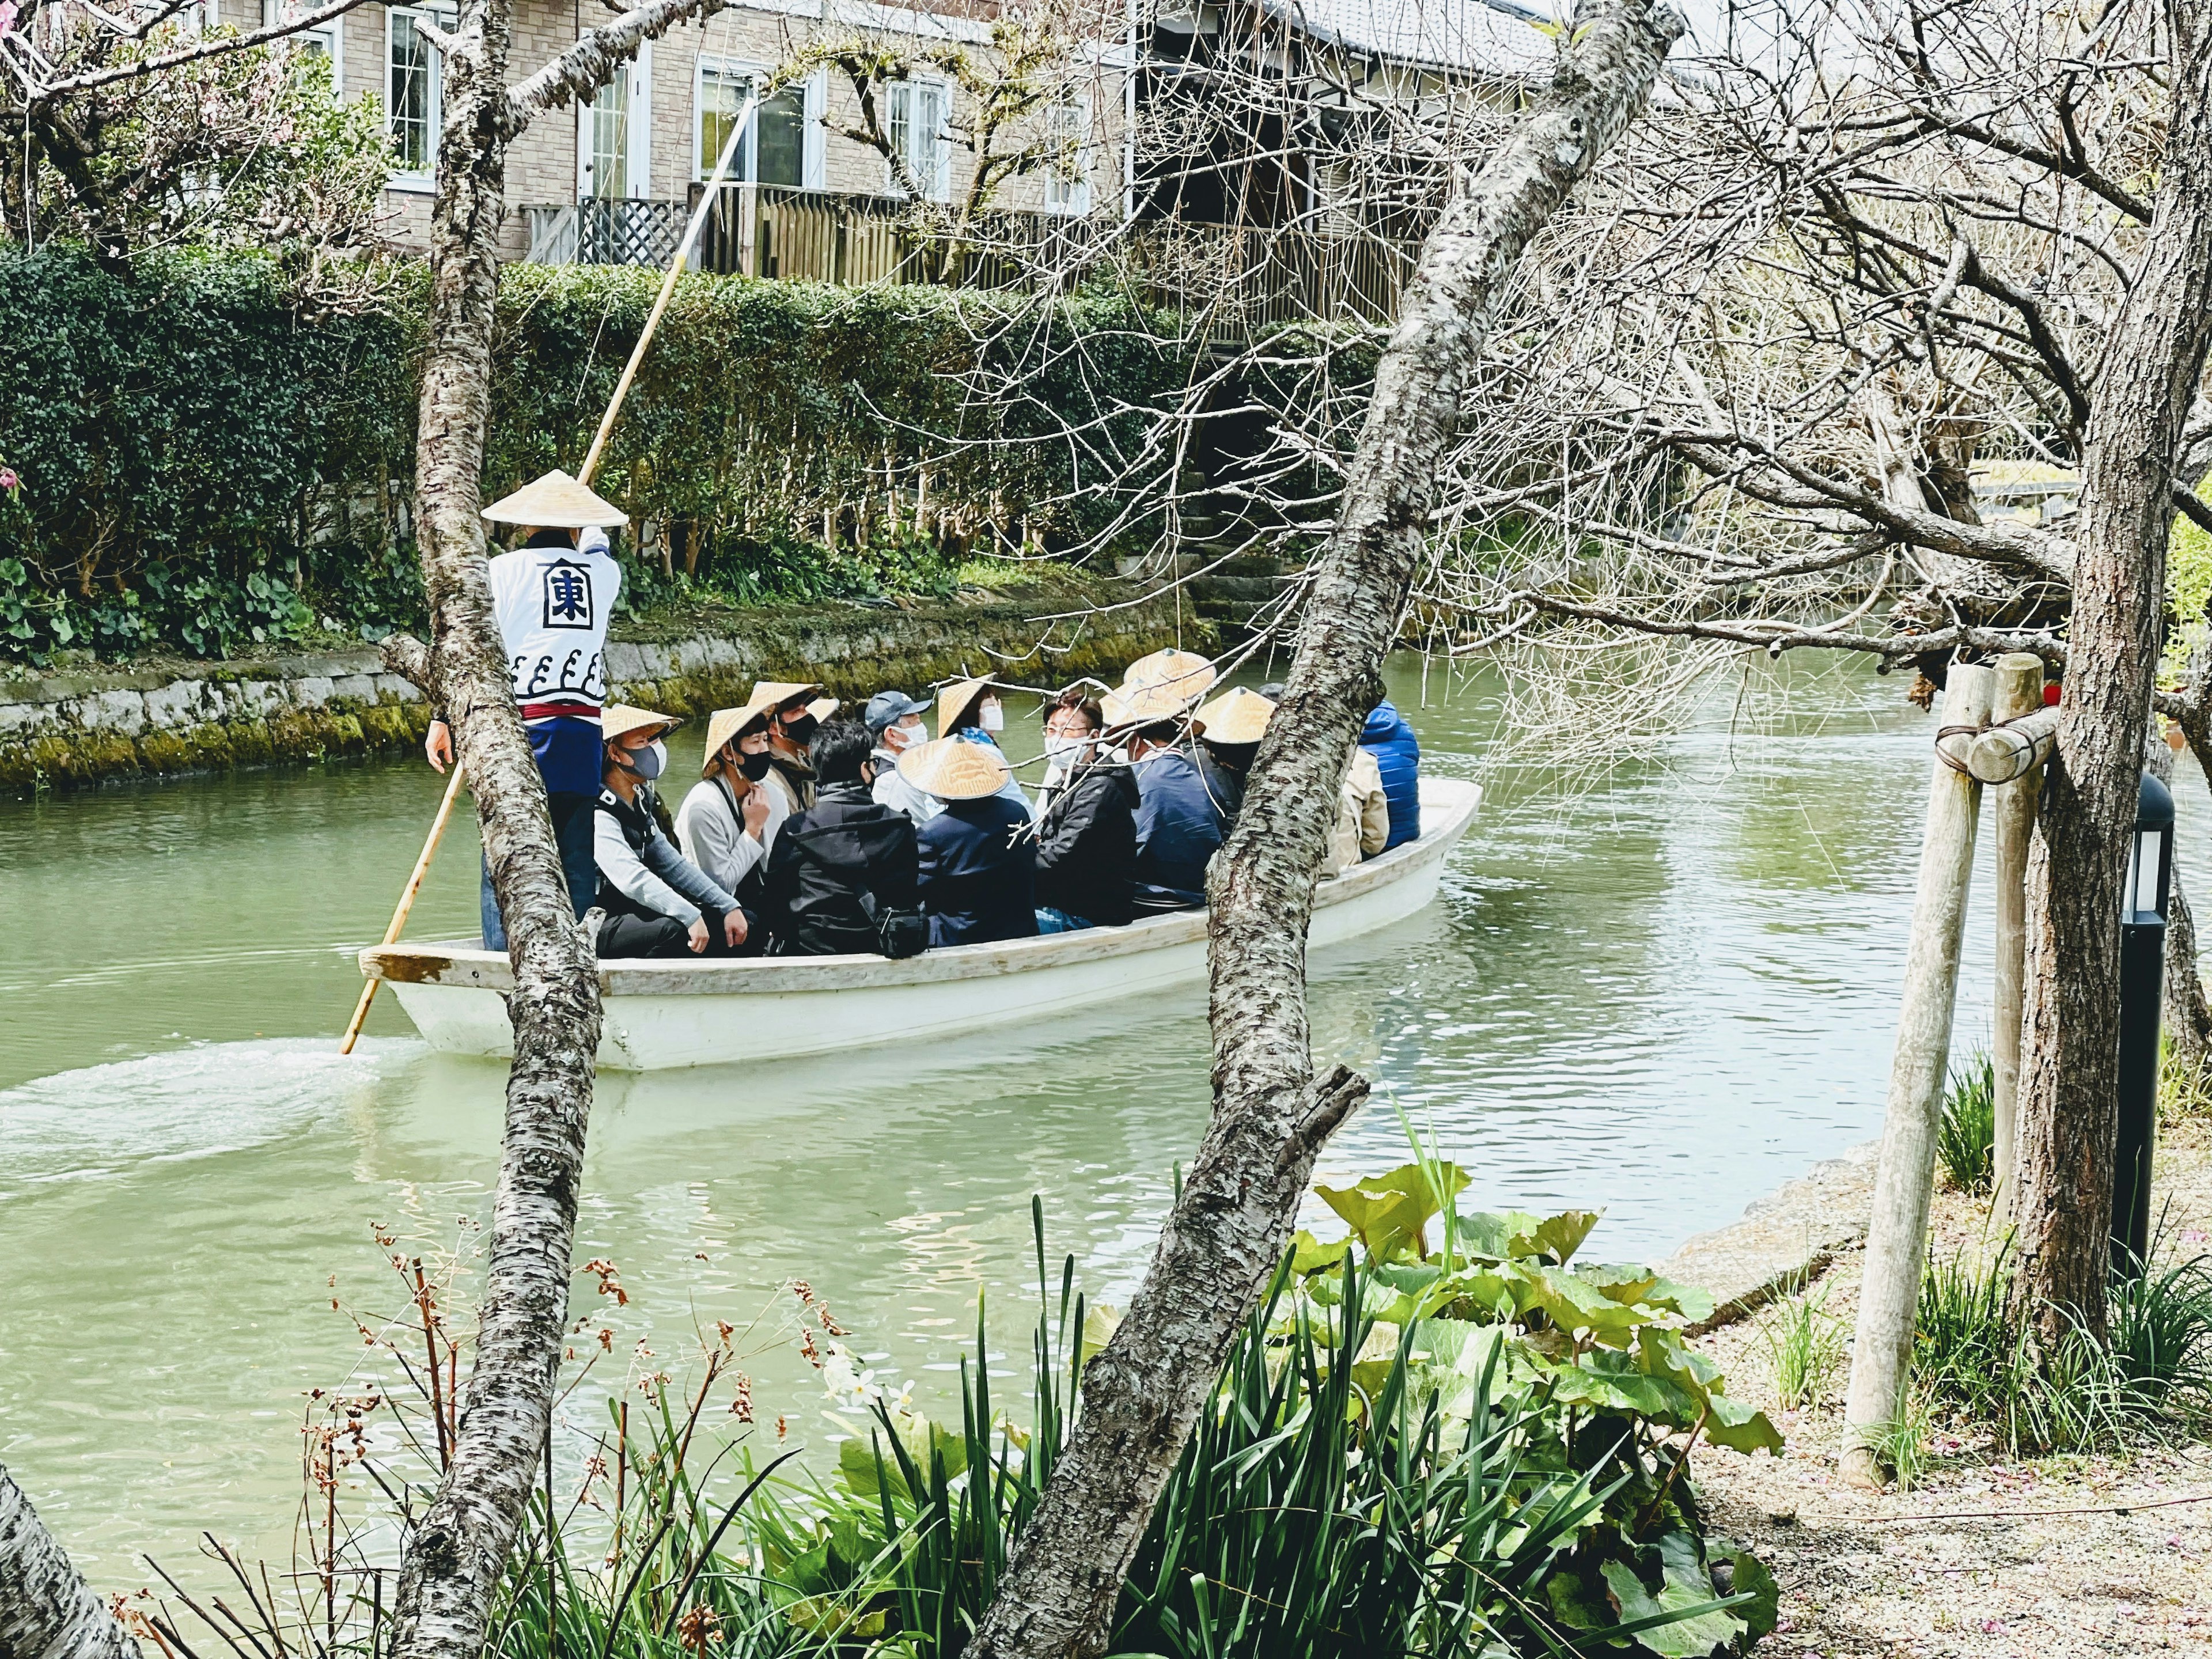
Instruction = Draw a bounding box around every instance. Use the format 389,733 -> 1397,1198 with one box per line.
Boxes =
1323,748 -> 1391,877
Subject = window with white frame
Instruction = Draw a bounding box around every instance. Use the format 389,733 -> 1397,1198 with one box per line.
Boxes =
886,79 -> 950,202
263,0 -> 342,94
1041,100 -> 1090,214
695,61 -> 814,189
385,5 -> 448,185
695,58 -> 752,180
579,41 -> 651,200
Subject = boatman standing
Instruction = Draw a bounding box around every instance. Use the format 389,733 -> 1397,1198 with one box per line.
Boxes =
423,469 -> 626,950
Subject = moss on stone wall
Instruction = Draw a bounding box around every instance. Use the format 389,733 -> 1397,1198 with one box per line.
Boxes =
0,593 -> 1209,793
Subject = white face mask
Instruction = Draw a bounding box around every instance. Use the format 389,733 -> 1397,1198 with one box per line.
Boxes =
888,717 -> 925,750
1043,733 -> 1088,766
979,699 -> 1005,734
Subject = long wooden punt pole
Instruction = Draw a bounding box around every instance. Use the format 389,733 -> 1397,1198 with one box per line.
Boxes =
342,760 -> 467,1053
577,88 -> 760,486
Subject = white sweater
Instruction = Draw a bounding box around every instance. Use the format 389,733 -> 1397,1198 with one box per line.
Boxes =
675,774 -> 786,895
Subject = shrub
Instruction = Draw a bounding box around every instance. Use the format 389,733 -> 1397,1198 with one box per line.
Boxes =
0,249 -> 1202,665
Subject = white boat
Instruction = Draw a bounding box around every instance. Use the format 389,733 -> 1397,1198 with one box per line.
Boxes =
361,777 -> 1481,1070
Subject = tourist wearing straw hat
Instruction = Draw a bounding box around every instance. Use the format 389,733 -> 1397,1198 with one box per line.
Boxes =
593,706 -> 752,958
424,468 -> 627,949
675,687 -> 791,908
748,681 -> 832,816
935,677 -> 1037,819
1194,685 -> 1275,823
902,736 -> 1039,948
1102,671 -> 1225,918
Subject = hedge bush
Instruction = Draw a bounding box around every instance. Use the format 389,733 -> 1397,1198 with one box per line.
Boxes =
0,245 -> 1198,666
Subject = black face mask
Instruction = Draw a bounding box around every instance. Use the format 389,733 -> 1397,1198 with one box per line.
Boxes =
737,750 -> 774,781
782,714 -> 820,745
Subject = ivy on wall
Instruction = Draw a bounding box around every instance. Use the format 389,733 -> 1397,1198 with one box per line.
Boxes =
0,248 -> 1196,666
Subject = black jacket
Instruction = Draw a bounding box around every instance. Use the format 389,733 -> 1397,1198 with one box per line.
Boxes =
761,781 -> 921,956
917,793 -> 1038,947
1033,760 -> 1139,926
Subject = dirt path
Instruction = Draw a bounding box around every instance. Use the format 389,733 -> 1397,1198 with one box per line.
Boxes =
1688,1119 -> 2212,1656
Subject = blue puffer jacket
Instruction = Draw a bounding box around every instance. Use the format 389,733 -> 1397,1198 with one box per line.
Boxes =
1361,701 -> 1421,850
1130,746 -> 1226,914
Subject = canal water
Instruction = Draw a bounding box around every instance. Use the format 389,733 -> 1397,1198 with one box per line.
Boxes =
3,657 -> 2199,1580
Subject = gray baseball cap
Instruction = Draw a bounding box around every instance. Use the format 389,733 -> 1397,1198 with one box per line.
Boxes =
863,689 -> 930,736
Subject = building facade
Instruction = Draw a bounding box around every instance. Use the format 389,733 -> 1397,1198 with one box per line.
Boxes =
238,0 -> 1126,262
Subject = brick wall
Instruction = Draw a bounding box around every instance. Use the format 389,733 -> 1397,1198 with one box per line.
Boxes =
243,0 -> 1128,258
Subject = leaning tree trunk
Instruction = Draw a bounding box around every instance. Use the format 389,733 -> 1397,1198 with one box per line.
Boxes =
961,5 -> 1684,1654
380,0 -> 605,1649
0,1461 -> 138,1659
2016,2 -> 2212,1342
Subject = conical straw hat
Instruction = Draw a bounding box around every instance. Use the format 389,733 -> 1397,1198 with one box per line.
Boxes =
1101,677 -> 1201,732
698,691 -> 782,775
937,678 -> 996,735
1196,687 -> 1274,746
481,469 -> 629,528
805,696 -> 842,724
601,703 -> 682,744
1122,649 -> 1218,702
898,735 -> 1012,801
748,680 -> 824,716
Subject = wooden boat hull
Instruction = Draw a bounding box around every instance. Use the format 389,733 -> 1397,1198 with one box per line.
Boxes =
363,777 -> 1480,1069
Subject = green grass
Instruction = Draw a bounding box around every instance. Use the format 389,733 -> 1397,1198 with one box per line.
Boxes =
1912,1238 -> 2212,1457
1936,1050 -> 1996,1195
1760,1278 -> 1846,1410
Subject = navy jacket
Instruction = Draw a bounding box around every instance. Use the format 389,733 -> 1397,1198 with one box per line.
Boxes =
1361,702 -> 1421,850
1130,746 -> 1226,914
916,793 -> 1039,947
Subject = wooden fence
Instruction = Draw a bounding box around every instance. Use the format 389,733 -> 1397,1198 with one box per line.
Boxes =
524,187 -> 1422,329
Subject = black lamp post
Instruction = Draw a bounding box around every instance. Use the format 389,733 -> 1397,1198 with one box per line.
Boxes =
2114,771 -> 2176,1277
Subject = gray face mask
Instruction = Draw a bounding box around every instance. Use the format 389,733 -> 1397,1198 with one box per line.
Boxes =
626,738 -> 668,782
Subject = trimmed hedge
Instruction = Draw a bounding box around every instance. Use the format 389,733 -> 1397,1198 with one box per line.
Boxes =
0,247 -> 1197,665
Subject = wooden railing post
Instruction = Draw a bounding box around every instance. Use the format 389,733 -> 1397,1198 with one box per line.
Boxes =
1842,661 -> 1994,1487
1987,653 -> 2047,1213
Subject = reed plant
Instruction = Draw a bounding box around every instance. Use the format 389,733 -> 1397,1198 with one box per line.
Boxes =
1912,1236 -> 2212,1458
1936,1051 -> 1996,1195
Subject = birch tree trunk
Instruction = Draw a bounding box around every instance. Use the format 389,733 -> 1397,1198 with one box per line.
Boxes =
0,1462 -> 138,1659
381,0 -> 600,1649
963,5 -> 1683,1653
2016,0 -> 2212,1340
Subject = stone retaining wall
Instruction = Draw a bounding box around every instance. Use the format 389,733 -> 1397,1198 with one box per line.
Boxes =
1,588 -> 1202,792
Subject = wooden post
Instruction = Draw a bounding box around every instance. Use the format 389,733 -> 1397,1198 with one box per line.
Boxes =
1986,654 -> 2046,1213
1842,662 -> 1994,1488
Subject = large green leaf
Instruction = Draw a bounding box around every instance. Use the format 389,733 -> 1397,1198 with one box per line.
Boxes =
1601,1532 -> 1749,1658
1544,1350 -> 1705,1425
1516,1263 -> 1661,1343
1703,1392 -> 1786,1456
1315,1162 -> 1470,1261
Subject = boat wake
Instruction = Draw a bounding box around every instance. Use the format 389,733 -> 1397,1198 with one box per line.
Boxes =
0,1039 -> 419,1196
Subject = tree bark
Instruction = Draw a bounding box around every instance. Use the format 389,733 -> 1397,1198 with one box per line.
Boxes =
380,1 -> 755,1649
380,0 -> 596,1650
0,1461 -> 139,1659
2015,2 -> 2212,1343
962,5 -> 1684,1654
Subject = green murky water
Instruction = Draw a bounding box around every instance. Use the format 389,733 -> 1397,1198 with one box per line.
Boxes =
3,657 -> 2190,1580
